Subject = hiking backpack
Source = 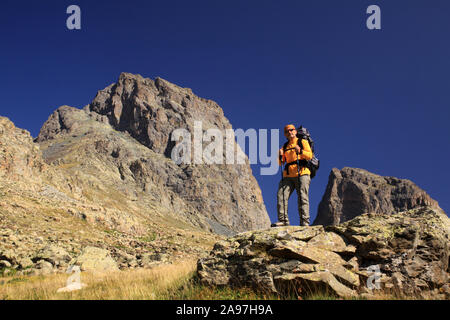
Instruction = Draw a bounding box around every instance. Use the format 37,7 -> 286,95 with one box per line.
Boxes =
283,126 -> 320,178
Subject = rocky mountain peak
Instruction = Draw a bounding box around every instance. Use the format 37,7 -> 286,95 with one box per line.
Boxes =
85,72 -> 226,154
314,167 -> 441,226
35,73 -> 270,234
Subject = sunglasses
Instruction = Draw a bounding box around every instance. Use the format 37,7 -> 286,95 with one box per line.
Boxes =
285,129 -> 295,133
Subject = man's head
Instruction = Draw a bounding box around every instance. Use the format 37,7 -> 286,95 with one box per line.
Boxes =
284,124 -> 297,140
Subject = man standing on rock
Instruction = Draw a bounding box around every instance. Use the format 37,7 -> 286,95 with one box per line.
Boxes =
273,124 -> 313,227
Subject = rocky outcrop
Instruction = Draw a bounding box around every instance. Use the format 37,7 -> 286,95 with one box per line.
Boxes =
313,167 -> 440,226
35,105 -> 87,143
0,117 -> 45,182
36,72 -> 270,234
198,207 -> 450,299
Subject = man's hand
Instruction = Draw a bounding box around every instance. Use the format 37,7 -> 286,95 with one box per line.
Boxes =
295,145 -> 301,154
279,148 -> 284,157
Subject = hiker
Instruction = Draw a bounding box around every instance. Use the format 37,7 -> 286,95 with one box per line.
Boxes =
274,124 -> 313,227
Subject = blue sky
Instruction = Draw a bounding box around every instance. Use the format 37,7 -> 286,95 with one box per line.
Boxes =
1,1 -> 449,224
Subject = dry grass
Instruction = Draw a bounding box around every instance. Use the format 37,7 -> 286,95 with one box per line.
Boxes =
0,259 -> 279,300
168,280 -> 279,300
1,259 -> 419,300
0,259 -> 197,300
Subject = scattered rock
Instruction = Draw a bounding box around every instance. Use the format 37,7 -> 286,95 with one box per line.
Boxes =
17,257 -> 33,269
0,249 -> 18,265
139,252 -> 170,268
0,260 -> 12,268
34,244 -> 72,267
32,260 -> 55,275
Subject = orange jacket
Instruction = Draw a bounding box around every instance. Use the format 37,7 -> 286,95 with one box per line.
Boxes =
279,137 -> 313,177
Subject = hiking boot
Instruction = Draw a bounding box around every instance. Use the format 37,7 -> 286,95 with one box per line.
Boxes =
271,221 -> 289,227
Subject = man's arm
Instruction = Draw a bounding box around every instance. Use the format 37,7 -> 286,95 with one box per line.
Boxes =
278,148 -> 285,166
299,139 -> 313,161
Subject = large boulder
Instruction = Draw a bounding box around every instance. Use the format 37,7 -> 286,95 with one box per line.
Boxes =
198,207 -> 449,299
72,247 -> 119,273
314,167 -> 441,226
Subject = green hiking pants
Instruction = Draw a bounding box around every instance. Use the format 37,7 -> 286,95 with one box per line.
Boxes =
277,175 -> 311,226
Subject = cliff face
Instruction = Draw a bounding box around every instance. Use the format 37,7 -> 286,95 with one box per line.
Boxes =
36,72 -> 270,234
313,167 -> 441,226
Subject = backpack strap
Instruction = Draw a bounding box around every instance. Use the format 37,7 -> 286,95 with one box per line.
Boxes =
297,138 -> 303,154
